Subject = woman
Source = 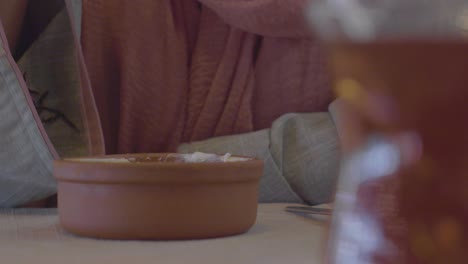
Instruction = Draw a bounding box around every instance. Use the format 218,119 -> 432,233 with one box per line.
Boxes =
0,0 -> 340,207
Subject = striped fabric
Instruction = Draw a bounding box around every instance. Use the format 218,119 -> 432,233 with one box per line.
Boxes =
18,9 -> 89,159
0,0 -> 101,207
0,31 -> 56,207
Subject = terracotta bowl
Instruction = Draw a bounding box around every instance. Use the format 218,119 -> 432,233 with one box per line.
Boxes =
53,153 -> 263,240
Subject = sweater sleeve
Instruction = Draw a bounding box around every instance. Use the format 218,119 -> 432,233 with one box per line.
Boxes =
178,111 -> 340,205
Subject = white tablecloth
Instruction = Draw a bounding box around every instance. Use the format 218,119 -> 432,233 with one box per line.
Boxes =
0,204 -> 328,264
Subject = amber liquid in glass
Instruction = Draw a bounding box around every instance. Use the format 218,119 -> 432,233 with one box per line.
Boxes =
328,41 -> 468,264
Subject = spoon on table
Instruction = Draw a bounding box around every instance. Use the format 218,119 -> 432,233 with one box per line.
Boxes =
285,206 -> 333,216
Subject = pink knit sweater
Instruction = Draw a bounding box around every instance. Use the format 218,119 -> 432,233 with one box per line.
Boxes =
81,0 -> 333,153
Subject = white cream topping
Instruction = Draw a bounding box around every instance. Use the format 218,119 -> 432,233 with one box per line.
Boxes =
66,158 -> 130,163
180,152 -> 250,163
67,152 -> 251,163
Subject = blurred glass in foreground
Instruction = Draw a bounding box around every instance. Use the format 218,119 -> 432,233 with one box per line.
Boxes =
308,0 -> 468,263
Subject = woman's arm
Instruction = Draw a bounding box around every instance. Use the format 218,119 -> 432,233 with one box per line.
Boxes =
0,0 -> 28,52
178,112 -> 340,205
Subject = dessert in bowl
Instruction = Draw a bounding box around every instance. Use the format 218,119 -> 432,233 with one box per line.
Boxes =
53,153 -> 263,240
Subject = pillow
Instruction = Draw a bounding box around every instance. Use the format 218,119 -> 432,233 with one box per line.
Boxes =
0,0 -> 103,207
0,31 -> 56,207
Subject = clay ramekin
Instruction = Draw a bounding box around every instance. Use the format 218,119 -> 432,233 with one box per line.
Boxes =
53,153 -> 263,240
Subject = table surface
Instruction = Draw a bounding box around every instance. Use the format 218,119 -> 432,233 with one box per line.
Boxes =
0,204 -> 328,264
